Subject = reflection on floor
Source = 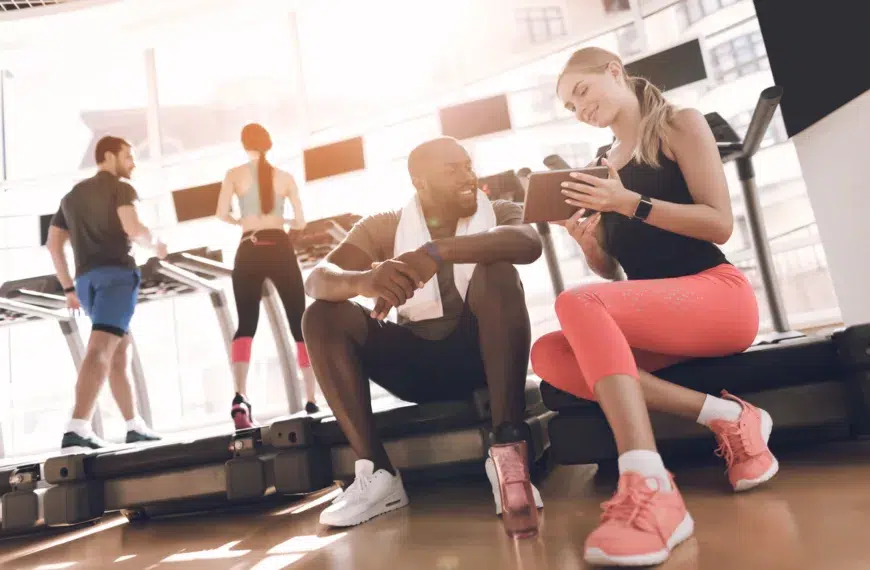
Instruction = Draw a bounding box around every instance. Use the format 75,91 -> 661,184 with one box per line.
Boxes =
2,441 -> 869,570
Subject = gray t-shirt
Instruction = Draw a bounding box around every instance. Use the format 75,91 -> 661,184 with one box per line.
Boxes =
50,171 -> 139,278
343,199 -> 524,340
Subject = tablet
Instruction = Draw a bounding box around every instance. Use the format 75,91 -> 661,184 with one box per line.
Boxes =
521,166 -> 610,224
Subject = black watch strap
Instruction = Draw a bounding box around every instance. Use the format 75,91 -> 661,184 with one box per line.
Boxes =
632,195 -> 653,221
63,286 -> 76,293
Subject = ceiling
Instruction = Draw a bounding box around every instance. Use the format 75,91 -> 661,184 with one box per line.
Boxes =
0,0 -> 70,13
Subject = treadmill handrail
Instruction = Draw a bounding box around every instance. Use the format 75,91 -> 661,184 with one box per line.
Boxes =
543,154 -> 572,170
741,86 -> 783,158
147,259 -> 224,294
0,297 -> 71,321
10,289 -> 67,310
171,252 -> 233,278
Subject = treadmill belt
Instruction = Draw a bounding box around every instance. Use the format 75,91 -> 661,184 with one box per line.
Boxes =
46,434 -> 234,481
541,334 -> 839,412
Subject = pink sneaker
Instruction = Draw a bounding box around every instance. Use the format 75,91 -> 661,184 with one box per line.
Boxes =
709,391 -> 779,492
584,472 -> 694,567
231,395 -> 254,430
488,441 -> 539,539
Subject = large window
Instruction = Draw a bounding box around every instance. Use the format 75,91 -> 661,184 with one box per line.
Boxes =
709,31 -> 769,81
675,0 -> 742,29
6,320 -> 78,456
1,51 -> 149,181
516,6 -> 567,45
154,18 -> 300,159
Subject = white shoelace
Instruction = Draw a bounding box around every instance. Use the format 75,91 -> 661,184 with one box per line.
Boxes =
334,474 -> 373,504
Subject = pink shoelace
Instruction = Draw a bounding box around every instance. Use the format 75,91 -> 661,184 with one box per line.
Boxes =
600,476 -> 666,541
713,421 -> 755,470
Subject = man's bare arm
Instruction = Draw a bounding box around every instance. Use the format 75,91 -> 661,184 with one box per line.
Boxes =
432,223 -> 543,265
304,244 -> 376,302
46,226 -> 74,290
305,243 -> 423,309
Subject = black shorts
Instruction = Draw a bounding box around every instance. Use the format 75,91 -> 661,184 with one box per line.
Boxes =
352,303 -> 486,404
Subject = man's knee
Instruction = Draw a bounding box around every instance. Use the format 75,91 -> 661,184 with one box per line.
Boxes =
469,262 -> 524,301
468,262 -> 527,321
109,341 -> 130,373
301,300 -> 366,346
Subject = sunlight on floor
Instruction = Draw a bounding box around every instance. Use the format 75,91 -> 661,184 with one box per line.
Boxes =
0,515 -> 128,567
162,540 -> 250,563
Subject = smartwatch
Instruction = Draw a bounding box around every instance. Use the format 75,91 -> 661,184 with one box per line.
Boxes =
632,195 -> 653,221
421,241 -> 443,269
63,286 -> 76,294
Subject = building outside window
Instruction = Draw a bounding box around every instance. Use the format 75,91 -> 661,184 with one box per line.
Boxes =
709,30 -> 768,82
516,6 -> 567,44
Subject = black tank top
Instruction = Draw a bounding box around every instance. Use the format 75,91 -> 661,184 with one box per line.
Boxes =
596,145 -> 729,280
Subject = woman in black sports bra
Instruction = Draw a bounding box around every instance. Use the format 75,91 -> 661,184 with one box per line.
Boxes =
530,47 -> 776,566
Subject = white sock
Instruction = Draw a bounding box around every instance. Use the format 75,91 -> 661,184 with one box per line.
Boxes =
697,395 -> 742,427
617,449 -> 673,491
126,416 -> 148,433
67,418 -> 92,437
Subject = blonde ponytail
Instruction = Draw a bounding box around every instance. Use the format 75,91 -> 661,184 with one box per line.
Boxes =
628,76 -> 677,168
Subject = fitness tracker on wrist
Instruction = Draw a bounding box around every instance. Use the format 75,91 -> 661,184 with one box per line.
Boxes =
63,286 -> 75,294
632,195 -> 653,221
421,241 -> 443,268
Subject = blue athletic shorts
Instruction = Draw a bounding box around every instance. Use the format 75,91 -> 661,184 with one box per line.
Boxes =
75,266 -> 140,337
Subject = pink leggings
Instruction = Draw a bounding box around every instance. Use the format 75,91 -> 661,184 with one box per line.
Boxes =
531,263 -> 759,401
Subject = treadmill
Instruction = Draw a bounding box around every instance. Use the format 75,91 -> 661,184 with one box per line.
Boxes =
0,279 -> 93,534
1,271 -> 155,437
539,87 -> 870,465
2,252 -> 334,528
168,250 -> 306,413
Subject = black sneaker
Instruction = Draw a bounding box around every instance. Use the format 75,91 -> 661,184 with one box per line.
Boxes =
61,431 -> 109,452
305,401 -> 320,414
126,429 -> 162,444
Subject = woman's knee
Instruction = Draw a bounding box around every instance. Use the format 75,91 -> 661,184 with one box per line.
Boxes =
554,285 -> 607,322
530,332 -> 594,401
530,332 -> 565,381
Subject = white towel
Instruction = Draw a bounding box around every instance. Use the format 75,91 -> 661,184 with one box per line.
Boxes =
393,191 -> 497,322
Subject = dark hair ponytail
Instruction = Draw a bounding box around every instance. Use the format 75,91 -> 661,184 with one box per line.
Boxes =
257,152 -> 275,215
240,123 -> 275,215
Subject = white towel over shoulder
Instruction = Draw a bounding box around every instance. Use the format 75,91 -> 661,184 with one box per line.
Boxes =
393,191 -> 496,322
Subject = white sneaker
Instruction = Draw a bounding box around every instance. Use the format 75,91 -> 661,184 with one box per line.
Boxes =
319,459 -> 409,527
485,457 -> 544,515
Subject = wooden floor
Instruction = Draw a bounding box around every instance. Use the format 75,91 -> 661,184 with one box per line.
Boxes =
2,442 -> 869,570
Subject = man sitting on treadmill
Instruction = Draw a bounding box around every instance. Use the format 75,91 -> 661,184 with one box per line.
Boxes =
303,136 -> 545,528
47,136 -> 165,451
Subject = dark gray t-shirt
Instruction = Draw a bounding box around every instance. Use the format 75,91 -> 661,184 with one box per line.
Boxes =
50,171 -> 139,278
343,199 -> 524,340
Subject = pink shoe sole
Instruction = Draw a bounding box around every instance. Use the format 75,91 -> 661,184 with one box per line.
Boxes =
489,441 -> 539,539
232,405 -> 253,430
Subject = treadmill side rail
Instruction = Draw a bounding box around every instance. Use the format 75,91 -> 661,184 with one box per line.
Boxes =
833,323 -> 870,436
268,416 -> 316,448
43,481 -> 105,526
273,446 -> 334,495
44,454 -> 89,484
225,456 -> 271,501
1,490 -> 41,531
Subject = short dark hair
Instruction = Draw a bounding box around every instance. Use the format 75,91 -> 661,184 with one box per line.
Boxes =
94,136 -> 131,165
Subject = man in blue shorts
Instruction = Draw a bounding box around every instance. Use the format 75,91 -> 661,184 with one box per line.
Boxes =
47,136 -> 166,451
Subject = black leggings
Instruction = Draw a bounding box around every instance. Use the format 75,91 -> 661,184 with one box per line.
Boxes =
231,229 -> 305,362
